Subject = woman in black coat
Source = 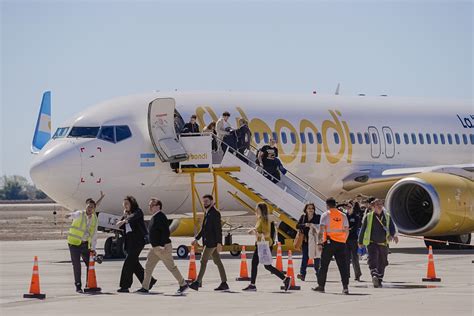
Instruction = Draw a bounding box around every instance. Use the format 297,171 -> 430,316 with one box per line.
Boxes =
296,203 -> 321,281
116,196 -> 155,292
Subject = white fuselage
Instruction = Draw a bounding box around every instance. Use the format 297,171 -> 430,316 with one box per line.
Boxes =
30,92 -> 473,215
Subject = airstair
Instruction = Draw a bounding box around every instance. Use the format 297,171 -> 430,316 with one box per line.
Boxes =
177,133 -> 327,245
147,97 -> 327,252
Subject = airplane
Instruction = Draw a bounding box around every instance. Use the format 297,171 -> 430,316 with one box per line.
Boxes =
29,90 -> 474,257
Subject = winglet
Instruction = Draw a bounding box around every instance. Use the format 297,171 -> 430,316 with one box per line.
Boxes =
31,91 -> 52,153
335,83 -> 340,95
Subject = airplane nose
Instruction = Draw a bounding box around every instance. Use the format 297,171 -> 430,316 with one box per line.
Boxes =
30,141 -> 82,203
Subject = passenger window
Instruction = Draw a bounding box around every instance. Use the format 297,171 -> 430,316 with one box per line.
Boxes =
454,134 -> 460,145
281,132 -> 287,144
272,132 -> 278,142
300,132 -> 306,144
371,133 -> 378,144
68,127 -> 100,138
263,133 -> 269,144
99,126 -> 115,143
411,133 -> 417,144
357,133 -> 363,144
350,133 -> 355,144
447,134 -> 453,144
308,133 -> 314,144
364,133 -> 370,144
115,126 -> 132,142
425,133 -> 431,144
386,133 -> 392,145
462,134 -> 468,145
290,133 -> 296,144
334,133 -> 340,144
317,133 -> 323,144
255,132 -> 261,144
395,133 -> 400,144
440,133 -> 445,144
433,134 -> 438,144
470,134 -> 474,145
403,133 -> 409,144
418,133 -> 424,145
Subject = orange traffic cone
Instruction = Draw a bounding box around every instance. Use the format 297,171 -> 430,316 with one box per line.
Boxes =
84,252 -> 101,293
422,246 -> 441,282
308,257 -> 314,267
187,245 -> 197,282
236,246 -> 251,281
275,242 -> 286,273
280,250 -> 301,290
23,256 -> 46,299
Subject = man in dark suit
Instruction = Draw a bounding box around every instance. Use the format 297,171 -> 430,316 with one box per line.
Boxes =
136,198 -> 188,294
236,118 -> 252,161
189,194 -> 229,291
181,115 -> 200,134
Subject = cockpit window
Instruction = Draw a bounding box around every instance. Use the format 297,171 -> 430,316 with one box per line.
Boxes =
68,127 -> 100,138
98,126 -> 115,143
53,127 -> 69,138
97,125 -> 132,143
115,125 -> 132,142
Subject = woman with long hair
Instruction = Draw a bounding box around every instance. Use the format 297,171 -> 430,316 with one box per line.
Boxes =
203,121 -> 218,152
116,196 -> 155,292
296,203 -> 321,281
243,202 -> 291,291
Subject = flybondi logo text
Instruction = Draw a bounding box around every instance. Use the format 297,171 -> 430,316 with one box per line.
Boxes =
189,153 -> 208,160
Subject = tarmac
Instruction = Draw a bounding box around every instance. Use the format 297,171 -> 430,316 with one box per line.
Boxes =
0,235 -> 473,316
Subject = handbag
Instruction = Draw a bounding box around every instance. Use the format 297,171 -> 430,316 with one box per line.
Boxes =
293,231 -> 304,251
257,234 -> 273,265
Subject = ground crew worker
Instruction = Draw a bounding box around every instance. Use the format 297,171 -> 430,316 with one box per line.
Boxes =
358,199 -> 398,288
65,191 -> 104,293
189,194 -> 229,291
343,202 -> 362,281
312,197 -> 350,294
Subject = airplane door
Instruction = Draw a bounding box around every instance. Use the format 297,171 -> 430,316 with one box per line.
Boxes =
148,98 -> 189,163
368,126 -> 381,158
382,126 -> 395,158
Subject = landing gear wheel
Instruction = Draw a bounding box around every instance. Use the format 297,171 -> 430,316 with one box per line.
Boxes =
230,243 -> 241,257
177,245 -> 189,259
104,236 -> 127,259
424,237 -> 447,250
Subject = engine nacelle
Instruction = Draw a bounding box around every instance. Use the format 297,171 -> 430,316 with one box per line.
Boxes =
386,172 -> 474,236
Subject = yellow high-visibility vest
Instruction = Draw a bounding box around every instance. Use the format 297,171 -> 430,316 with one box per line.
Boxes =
67,211 -> 97,248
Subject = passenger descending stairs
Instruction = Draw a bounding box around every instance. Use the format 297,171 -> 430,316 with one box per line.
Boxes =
218,148 -> 327,228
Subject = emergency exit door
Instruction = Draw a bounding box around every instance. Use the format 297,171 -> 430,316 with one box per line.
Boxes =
382,126 -> 395,158
148,98 -> 189,163
368,126 -> 381,159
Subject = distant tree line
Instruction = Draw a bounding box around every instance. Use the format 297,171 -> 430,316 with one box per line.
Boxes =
0,175 -> 49,200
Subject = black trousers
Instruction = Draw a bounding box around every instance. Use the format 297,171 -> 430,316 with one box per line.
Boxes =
346,239 -> 362,278
367,243 -> 389,280
318,240 -> 349,288
250,246 -> 286,285
69,242 -> 90,287
119,236 -> 145,289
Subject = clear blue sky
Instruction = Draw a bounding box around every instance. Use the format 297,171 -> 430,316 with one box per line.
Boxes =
1,0 -> 472,180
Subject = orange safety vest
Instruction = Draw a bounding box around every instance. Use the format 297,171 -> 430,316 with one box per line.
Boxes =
323,208 -> 348,243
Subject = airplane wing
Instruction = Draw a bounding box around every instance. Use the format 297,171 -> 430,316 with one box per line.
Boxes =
342,163 -> 473,193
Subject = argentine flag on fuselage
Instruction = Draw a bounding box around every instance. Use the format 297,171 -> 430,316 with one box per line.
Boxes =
32,91 -> 51,153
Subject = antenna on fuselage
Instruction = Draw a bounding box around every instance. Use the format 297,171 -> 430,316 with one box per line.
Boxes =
335,83 -> 340,95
